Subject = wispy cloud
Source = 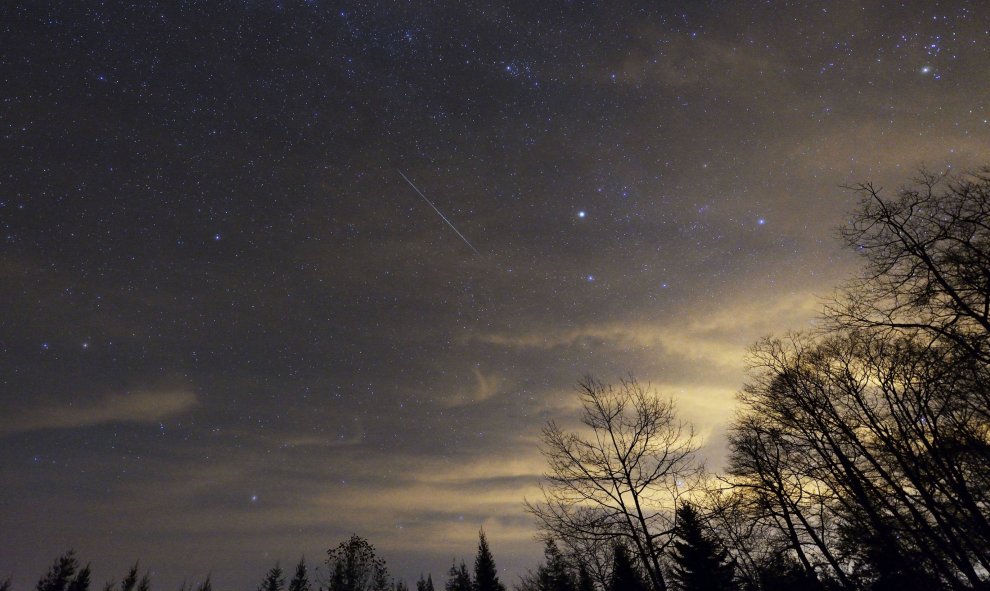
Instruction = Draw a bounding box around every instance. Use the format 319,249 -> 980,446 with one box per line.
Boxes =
476,292 -> 820,364
440,367 -> 503,407
3,390 -> 198,435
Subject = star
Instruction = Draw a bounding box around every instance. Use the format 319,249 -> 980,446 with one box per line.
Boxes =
577,210 -> 586,218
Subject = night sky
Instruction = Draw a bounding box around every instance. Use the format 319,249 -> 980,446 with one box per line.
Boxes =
2,1 -> 988,588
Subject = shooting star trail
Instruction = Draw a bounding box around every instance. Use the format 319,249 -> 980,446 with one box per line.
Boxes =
398,170 -> 481,256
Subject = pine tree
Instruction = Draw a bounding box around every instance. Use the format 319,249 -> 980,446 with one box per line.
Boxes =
472,531 -> 505,591
37,551 -> 78,591
538,541 -> 576,591
103,563 -> 149,591
607,545 -> 647,591
668,504 -> 736,591
575,565 -> 594,591
445,561 -> 471,591
67,565 -> 91,591
416,574 -> 434,591
395,582 -> 410,591
194,577 -> 211,591
259,563 -> 285,591
120,565 -> 139,591
288,558 -> 310,591
1,578 -> 11,591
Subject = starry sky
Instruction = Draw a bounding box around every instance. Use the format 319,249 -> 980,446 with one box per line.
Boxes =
1,1 -> 988,589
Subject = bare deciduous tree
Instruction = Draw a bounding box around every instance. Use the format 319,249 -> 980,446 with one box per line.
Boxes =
831,168 -> 990,361
527,378 -> 702,591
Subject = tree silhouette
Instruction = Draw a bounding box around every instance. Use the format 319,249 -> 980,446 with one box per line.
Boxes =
325,535 -> 390,591
575,565 -> 594,591
537,541 -> 576,591
472,531 -> 505,591
753,555 -> 820,591
259,563 -> 285,591
723,167 -> 990,590
606,545 -> 647,591
288,558 -> 310,591
66,564 -> 90,591
102,563 -> 150,591
528,378 -> 701,591
415,574 -> 434,591
36,552 -> 85,591
833,168 -> 990,362
668,504 -> 736,591
445,561 -> 471,591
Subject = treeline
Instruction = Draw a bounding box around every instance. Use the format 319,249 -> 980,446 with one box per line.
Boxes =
528,169 -> 990,591
8,532 -> 510,591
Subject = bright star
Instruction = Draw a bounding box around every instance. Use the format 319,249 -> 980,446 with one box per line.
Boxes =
921,66 -> 931,74
757,218 -> 766,225
577,210 -> 586,218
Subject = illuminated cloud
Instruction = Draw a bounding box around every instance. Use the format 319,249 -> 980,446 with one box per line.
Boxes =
2,390 -> 197,436
441,367 -> 503,407
477,291 -> 821,364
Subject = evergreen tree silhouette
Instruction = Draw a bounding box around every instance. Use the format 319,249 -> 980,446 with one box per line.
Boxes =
37,551 -> 78,591
575,565 -> 594,591
755,556 -> 820,591
445,561 -> 471,591
103,563 -> 149,591
415,574 -> 434,591
395,581 -> 410,591
288,559 -> 310,591
67,564 -> 91,591
194,577 -> 211,591
668,504 -> 736,591
1,578 -> 11,591
472,531 -> 505,591
538,541 -> 576,591
120,569 -> 135,591
607,545 -> 647,591
259,563 -> 285,591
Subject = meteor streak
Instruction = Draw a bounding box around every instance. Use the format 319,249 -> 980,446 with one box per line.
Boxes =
398,170 -> 480,256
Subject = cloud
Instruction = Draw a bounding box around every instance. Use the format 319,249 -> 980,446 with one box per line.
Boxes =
3,390 -> 197,435
476,291 -> 820,365
441,367 -> 503,407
